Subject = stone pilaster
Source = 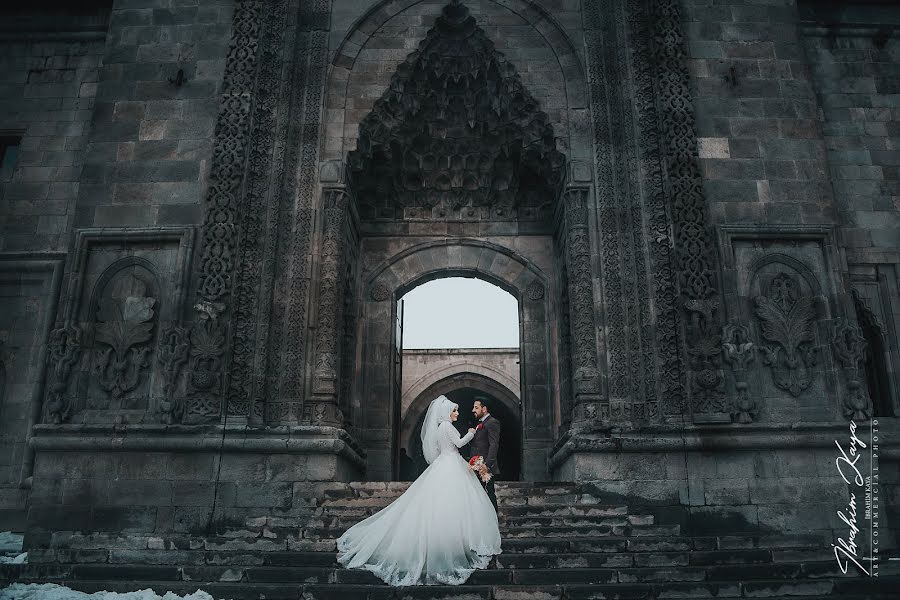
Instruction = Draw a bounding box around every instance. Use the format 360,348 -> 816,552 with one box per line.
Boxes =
307,187 -> 351,427
561,186 -> 602,427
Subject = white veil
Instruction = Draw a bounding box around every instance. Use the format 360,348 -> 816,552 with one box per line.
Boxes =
420,395 -> 457,465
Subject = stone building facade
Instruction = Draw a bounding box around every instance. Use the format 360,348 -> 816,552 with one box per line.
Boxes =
0,0 -> 897,575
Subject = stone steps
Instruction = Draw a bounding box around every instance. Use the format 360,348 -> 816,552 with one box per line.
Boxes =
4,558 -> 893,582
4,574 -> 898,600
5,481 -> 897,598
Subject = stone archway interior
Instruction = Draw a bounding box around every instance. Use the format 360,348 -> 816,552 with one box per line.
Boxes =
402,386 -> 522,482
344,0 -> 569,481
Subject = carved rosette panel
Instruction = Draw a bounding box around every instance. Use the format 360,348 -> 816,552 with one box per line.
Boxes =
348,0 -> 565,221
91,271 -> 158,403
561,187 -> 601,422
309,188 -> 351,427
754,272 -> 819,398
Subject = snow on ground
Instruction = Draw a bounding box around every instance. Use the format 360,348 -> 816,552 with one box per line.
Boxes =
0,533 -> 23,554
0,553 -> 26,564
0,584 -> 218,600
0,532 -> 26,564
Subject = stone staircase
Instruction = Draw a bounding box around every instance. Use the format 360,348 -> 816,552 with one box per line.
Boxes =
2,482 -> 898,599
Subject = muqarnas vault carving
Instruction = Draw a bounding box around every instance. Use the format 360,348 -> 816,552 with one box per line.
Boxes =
347,0 -> 565,221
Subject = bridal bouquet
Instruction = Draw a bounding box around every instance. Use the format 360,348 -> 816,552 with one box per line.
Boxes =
468,455 -> 492,483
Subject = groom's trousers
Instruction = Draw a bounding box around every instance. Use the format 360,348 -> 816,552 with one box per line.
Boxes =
483,479 -> 497,512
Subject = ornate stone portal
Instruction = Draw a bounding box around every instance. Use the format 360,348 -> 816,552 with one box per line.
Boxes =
11,0 -> 898,564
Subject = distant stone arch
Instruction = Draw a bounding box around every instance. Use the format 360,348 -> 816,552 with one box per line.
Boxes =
400,371 -> 523,481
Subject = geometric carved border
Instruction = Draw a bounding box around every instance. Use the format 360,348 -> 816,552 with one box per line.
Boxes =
644,0 -> 725,421
225,0 -> 289,421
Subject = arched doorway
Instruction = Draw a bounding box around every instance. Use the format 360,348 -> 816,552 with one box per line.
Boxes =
348,242 -> 556,482
400,372 -> 522,482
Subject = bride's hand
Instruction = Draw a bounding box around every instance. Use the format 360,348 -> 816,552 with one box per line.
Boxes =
467,428 -> 476,434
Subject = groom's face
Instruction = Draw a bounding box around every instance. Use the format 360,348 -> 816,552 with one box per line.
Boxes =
472,401 -> 486,419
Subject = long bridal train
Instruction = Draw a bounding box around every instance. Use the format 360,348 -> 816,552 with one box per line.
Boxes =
336,396 -> 502,586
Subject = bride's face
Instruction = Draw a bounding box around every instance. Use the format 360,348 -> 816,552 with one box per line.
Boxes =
450,406 -> 459,422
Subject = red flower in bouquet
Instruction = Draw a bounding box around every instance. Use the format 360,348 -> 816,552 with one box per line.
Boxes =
468,455 -> 492,483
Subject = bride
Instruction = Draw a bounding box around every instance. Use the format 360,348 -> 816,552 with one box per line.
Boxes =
336,395 -> 502,586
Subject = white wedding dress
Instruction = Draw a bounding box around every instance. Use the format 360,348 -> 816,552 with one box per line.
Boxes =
336,396 -> 502,586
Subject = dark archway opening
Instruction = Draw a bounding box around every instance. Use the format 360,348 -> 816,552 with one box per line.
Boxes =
854,293 -> 894,417
401,387 -> 521,483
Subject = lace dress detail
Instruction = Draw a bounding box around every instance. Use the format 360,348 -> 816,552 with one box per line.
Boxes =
336,421 -> 502,586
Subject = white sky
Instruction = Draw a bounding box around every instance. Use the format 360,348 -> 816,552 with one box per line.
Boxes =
400,277 -> 519,349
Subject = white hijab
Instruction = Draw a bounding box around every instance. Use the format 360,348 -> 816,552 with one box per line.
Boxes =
420,395 -> 457,465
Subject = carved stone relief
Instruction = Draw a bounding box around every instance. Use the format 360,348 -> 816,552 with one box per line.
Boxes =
42,228 -> 193,425
226,0 -> 289,424
90,267 -> 158,405
270,0 -> 331,421
177,300 -> 227,423
196,0 -> 262,305
348,0 -> 565,222
645,0 -> 724,419
753,272 -> 820,398
309,188 -> 354,427
45,323 -> 82,424
157,325 -> 189,425
559,187 -> 601,425
851,282 -> 898,416
581,0 -> 722,423
721,321 -> 757,423
831,318 -> 872,421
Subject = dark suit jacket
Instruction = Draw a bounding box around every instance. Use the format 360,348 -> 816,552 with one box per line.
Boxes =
467,414 -> 501,475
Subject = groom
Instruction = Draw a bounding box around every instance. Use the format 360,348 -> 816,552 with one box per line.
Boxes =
468,397 -> 500,511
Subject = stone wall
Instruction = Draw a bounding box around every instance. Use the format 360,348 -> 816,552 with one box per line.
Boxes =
0,9 -> 105,532
686,0 -> 835,226
0,256 -> 63,530
75,1 -> 232,232
800,3 -> 900,254
24,426 -> 364,563
0,37 -> 103,253
799,2 -> 900,426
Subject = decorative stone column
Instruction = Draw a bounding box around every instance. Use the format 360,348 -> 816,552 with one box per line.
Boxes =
308,187 -> 352,427
561,186 -> 602,427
